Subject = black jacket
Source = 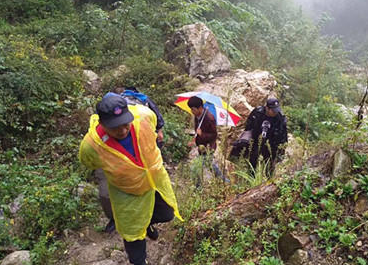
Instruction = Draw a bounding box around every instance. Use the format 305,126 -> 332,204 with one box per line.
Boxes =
245,106 -> 288,147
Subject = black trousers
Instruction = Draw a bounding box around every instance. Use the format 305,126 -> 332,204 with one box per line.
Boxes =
230,140 -> 277,172
123,191 -> 174,265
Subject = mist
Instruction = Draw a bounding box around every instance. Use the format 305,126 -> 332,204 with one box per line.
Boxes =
293,0 -> 368,60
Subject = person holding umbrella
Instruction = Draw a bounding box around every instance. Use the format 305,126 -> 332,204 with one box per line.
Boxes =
187,96 -> 228,184
187,96 -> 217,152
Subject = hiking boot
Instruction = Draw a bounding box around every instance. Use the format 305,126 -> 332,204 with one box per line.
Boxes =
146,225 -> 158,240
104,218 -> 115,233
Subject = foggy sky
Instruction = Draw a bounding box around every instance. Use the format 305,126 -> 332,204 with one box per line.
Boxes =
293,0 -> 368,52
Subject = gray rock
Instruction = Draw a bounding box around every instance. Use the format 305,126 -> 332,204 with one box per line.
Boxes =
110,250 -> 126,263
195,69 -> 277,124
278,232 -> 310,262
332,149 -> 351,177
286,249 -> 309,265
1,250 -> 31,265
9,194 -> 24,214
354,195 -> 368,214
83,70 -> 99,82
83,70 -> 102,95
165,23 -> 231,77
159,254 -> 171,265
347,179 -> 359,191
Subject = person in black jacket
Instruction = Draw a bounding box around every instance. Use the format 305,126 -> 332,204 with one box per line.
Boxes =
230,98 -> 288,174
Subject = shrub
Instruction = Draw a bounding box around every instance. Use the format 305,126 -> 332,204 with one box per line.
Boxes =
0,0 -> 74,23
284,96 -> 349,142
0,35 -> 84,150
101,55 -> 192,109
161,111 -> 191,163
0,162 -> 98,262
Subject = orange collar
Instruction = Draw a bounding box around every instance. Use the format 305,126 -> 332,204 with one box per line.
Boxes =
96,124 -> 144,167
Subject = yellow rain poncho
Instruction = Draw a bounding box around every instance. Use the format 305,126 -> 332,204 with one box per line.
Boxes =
79,104 -> 182,241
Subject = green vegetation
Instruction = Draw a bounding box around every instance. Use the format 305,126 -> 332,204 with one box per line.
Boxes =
174,140 -> 368,263
0,0 -> 367,264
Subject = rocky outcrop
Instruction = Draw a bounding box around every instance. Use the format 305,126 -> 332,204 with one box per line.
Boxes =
165,23 -> 231,78
166,22 -> 277,132
201,183 -> 278,223
195,69 -> 277,123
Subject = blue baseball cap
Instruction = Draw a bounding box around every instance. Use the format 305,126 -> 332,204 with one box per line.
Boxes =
96,96 -> 134,128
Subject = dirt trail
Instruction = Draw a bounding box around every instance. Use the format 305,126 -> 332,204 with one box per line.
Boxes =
61,218 -> 178,265
61,163 -> 181,265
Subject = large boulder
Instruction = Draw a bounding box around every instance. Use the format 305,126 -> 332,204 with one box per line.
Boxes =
165,23 -> 231,78
1,250 -> 31,265
196,69 -> 277,124
166,23 -> 277,123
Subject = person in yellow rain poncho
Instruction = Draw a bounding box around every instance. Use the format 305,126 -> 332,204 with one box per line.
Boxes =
79,95 -> 182,265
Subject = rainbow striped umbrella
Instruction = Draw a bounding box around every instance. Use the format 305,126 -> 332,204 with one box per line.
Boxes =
174,91 -> 241,126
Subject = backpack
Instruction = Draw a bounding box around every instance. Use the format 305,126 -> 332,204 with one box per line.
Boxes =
103,87 -> 165,131
121,89 -> 149,106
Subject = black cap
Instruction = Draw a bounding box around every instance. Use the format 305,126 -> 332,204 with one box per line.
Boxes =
266,98 -> 281,113
96,96 -> 134,128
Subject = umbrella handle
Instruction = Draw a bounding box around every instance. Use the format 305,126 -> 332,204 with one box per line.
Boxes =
194,106 -> 209,138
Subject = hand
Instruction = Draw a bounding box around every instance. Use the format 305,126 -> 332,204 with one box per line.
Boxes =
157,129 -> 164,142
188,139 -> 196,147
196,128 -> 202,136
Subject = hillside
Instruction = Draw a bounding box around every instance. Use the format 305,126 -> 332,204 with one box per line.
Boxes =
0,0 -> 367,264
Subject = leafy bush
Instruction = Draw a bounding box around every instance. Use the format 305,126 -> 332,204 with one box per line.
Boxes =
259,256 -> 284,265
228,225 -> 255,261
161,111 -> 191,163
0,0 -> 74,23
0,35 -> 84,150
284,96 -> 350,141
0,162 -> 98,262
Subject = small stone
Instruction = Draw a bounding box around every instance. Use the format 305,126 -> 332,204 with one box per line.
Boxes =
355,195 -> 368,214
347,180 -> 358,191
278,232 -> 310,261
356,241 -> 363,247
287,249 -> 309,265
110,250 -> 125,263
159,254 -> 171,265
